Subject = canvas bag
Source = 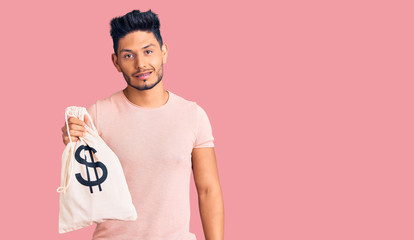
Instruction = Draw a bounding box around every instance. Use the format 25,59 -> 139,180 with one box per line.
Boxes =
57,106 -> 137,233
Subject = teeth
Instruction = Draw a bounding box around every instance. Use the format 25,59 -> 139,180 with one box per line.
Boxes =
138,72 -> 150,77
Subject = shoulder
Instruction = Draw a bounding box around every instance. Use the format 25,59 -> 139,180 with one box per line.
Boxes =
171,92 -> 212,130
87,90 -> 123,111
86,90 -> 123,131
97,90 -> 124,106
170,91 -> 206,113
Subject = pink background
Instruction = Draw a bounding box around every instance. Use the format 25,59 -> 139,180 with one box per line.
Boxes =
1,0 -> 413,239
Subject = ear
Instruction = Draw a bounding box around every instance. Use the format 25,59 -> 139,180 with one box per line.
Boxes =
161,43 -> 168,64
111,53 -> 122,72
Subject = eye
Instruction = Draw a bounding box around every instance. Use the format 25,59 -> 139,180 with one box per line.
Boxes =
124,54 -> 134,59
145,50 -> 153,54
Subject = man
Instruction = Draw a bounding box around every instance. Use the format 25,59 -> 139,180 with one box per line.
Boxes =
61,9 -> 224,240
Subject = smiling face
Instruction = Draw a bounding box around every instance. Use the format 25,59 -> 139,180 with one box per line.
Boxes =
112,30 -> 168,90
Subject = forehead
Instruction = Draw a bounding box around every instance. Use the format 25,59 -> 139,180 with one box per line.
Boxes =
118,30 -> 159,49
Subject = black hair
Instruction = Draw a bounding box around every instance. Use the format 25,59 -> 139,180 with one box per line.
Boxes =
110,9 -> 163,55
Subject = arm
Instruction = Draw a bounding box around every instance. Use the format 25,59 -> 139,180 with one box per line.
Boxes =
192,147 -> 224,240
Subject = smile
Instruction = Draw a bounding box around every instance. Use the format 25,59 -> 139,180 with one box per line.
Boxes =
135,72 -> 152,79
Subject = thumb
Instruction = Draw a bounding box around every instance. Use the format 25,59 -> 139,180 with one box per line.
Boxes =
84,114 -> 90,126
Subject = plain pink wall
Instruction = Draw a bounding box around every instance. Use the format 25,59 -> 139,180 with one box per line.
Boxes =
1,0 -> 413,239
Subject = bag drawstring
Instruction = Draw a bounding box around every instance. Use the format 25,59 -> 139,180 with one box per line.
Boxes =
57,111 -> 76,193
57,107 -> 92,194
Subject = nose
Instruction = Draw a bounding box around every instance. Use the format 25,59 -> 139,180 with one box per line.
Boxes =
135,56 -> 146,69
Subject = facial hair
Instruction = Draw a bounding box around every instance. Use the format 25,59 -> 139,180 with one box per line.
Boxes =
122,64 -> 164,91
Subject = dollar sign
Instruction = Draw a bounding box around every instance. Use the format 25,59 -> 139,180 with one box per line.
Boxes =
74,145 -> 108,194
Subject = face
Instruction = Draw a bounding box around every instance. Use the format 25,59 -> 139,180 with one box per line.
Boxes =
112,30 -> 168,91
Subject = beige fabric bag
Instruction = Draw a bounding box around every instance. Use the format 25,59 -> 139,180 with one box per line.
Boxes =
57,106 -> 137,233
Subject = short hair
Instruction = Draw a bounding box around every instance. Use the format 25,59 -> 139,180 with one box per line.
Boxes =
110,9 -> 163,55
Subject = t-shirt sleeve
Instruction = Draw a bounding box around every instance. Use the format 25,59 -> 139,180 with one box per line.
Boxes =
194,104 -> 215,148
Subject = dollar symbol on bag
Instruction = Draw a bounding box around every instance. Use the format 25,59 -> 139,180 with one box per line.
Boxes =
75,145 -> 108,194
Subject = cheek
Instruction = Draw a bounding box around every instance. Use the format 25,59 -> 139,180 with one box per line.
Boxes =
119,61 -> 134,71
152,58 -> 164,69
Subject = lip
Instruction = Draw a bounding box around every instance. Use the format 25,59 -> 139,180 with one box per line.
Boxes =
134,71 -> 152,79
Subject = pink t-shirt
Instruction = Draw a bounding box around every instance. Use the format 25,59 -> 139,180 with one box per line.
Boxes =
87,89 -> 214,240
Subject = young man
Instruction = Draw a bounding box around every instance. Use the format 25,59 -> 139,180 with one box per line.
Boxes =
61,10 -> 224,240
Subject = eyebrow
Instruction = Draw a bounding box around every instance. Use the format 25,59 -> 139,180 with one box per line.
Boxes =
142,43 -> 154,49
119,44 -> 154,53
119,49 -> 133,53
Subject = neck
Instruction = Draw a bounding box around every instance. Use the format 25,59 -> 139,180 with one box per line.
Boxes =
123,83 -> 169,109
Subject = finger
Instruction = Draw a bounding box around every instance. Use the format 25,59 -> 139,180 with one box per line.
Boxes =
63,136 -> 79,145
68,123 -> 86,132
68,129 -> 86,138
84,114 -> 90,126
67,116 -> 85,126
62,123 -> 86,134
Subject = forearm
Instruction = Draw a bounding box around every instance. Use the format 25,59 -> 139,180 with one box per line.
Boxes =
198,188 -> 225,240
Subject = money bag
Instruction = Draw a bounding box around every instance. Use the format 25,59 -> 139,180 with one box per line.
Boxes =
57,106 -> 137,233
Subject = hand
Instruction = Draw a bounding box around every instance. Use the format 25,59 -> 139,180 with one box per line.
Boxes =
61,115 -> 90,145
